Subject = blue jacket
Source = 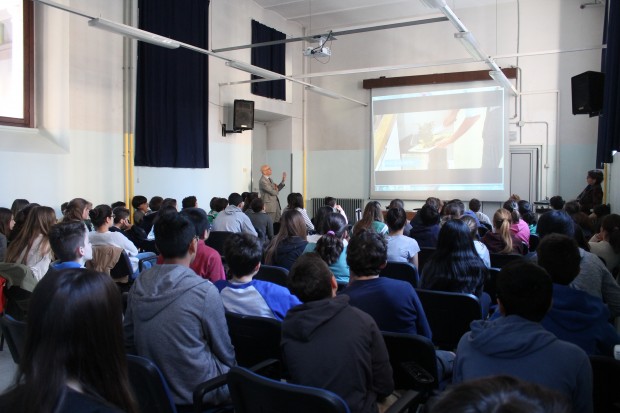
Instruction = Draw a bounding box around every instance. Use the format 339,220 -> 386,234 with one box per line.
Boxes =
454,315 -> 592,413
341,277 -> 432,339
542,283 -> 620,356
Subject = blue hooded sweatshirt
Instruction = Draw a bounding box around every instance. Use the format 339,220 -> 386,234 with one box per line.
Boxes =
454,315 -> 592,413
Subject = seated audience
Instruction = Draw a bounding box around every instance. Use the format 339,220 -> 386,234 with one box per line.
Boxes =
461,215 -> 491,268
518,200 -> 538,235
352,201 -> 388,236
590,203 -> 611,235
283,192 -> 314,233
131,195 -> 149,225
325,196 -> 348,223
124,212 -> 235,409
138,195 -> 163,234
307,206 -> 334,243
5,206 -> 57,281
207,197 -> 228,225
242,192 -> 258,213
62,198 -> 94,231
453,260 -> 592,413
481,208 -> 525,255
343,230 -> 431,338
469,198 -> 491,226
157,207 -> 225,283
110,207 -> 157,253
387,199 -> 411,234
10,198 -> 29,219
48,221 -> 93,270
0,207 -> 14,262
385,206 -> 419,267
212,192 -> 257,235
537,234 -> 620,356
503,199 -> 530,247
245,198 -> 274,241
181,195 -> 198,210
88,204 -> 145,278
537,210 -> 620,317
421,219 -> 489,313
264,209 -> 308,270
304,212 -> 349,284
588,213 -> 620,272
428,375 -> 572,413
565,200 -> 594,241
216,233 -> 300,320
282,253 -> 394,413
111,201 -> 126,209
0,268 -> 138,413
7,203 -> 39,243
409,203 -> 441,248
549,195 -> 565,210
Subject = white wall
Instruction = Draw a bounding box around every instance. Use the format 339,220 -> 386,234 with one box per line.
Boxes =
304,0 -> 606,206
0,0 -> 304,213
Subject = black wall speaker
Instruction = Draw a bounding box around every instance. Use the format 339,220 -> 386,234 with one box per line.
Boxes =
571,71 -> 604,116
233,99 -> 255,130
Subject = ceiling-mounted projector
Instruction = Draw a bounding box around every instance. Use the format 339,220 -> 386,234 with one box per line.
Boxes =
304,46 -> 331,57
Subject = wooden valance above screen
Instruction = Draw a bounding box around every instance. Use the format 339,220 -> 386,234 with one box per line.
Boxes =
363,68 -> 518,89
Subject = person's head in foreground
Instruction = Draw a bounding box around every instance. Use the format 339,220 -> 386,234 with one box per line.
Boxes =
496,261 -> 552,322
0,268 -> 137,413
288,253 -> 337,302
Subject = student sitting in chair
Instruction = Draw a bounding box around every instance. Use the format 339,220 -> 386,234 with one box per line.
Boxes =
215,233 -> 300,321
282,253 -> 394,413
48,221 -> 93,270
453,260 -> 592,413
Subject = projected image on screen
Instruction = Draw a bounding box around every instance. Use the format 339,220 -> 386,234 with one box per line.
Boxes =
371,84 -> 508,201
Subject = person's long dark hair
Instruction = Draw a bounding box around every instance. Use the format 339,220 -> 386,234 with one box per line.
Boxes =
264,209 -> 307,265
0,269 -> 138,413
421,219 -> 488,297
315,213 -> 347,265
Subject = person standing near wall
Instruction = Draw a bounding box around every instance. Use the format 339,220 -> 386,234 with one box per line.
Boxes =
576,169 -> 604,214
259,164 -> 286,223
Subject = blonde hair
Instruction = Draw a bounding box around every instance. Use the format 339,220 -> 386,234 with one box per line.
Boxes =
493,208 -> 513,254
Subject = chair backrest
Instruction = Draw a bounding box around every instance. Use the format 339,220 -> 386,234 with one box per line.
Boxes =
205,231 -> 234,256
590,355 -> 620,413
483,267 -> 501,305
417,248 -> 436,273
0,313 -> 27,364
87,246 -> 132,280
227,366 -> 350,413
126,354 -> 178,413
529,233 -> 540,253
380,262 -> 419,288
489,253 -> 524,268
225,312 -> 282,368
415,289 -> 481,351
382,331 -> 438,390
254,265 -> 289,288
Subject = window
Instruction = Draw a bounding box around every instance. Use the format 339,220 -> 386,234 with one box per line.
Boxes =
0,0 -> 34,127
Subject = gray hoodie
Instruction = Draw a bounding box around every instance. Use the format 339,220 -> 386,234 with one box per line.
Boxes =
212,205 -> 257,235
124,264 -> 236,406
454,315 -> 592,413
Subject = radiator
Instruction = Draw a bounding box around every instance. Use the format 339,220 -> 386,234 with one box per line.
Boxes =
310,198 -> 364,224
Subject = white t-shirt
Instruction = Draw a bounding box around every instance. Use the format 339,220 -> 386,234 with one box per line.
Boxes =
386,234 -> 420,264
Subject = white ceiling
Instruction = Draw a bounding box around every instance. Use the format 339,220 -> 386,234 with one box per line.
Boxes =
253,0 -> 507,34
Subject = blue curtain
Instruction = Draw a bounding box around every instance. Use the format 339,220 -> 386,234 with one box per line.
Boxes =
251,20 -> 286,100
597,1 -> 620,166
135,0 -> 210,168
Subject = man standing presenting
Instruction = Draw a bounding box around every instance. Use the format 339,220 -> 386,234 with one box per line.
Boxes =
259,164 -> 286,223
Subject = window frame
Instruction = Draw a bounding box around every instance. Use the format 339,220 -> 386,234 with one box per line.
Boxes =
0,0 -> 34,128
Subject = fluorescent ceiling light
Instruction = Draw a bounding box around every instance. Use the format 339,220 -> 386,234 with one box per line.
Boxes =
489,70 -> 518,96
88,18 -> 180,49
420,0 -> 447,8
454,32 -> 487,61
305,86 -> 341,99
225,61 -> 284,80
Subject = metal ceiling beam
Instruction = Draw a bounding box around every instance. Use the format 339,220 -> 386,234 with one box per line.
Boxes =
212,16 -> 448,52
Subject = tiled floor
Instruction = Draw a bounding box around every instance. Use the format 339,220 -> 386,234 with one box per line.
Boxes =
0,342 -> 18,393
